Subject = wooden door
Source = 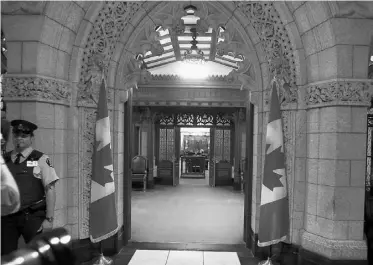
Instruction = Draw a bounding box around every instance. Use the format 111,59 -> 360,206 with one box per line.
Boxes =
174,127 -> 180,186
157,126 -> 175,185
214,128 -> 232,186
209,127 -> 215,186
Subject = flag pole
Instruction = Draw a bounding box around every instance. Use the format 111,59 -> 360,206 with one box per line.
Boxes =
90,68 -> 114,265
258,245 -> 274,265
91,241 -> 113,265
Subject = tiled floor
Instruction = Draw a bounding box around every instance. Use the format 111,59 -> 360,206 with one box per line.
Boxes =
109,248 -> 262,265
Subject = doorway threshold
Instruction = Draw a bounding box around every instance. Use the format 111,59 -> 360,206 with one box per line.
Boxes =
126,241 -> 253,256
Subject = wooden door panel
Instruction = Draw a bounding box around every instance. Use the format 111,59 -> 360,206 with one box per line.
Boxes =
209,127 -> 215,187
157,127 -> 175,186
214,128 -> 232,186
174,127 -> 180,186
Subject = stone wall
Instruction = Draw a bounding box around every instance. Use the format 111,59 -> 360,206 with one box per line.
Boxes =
2,1 -> 373,260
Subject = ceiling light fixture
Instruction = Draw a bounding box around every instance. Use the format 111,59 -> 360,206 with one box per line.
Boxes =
182,28 -> 206,65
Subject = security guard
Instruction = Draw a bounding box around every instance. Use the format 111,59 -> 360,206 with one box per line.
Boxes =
1,120 -> 59,255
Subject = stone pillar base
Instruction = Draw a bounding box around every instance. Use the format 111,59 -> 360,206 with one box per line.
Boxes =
301,231 -> 367,261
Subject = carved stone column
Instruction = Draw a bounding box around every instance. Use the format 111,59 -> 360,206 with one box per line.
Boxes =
301,79 -> 372,261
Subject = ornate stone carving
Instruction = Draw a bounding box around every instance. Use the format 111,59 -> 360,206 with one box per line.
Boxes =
151,74 -> 183,81
139,107 -> 153,123
78,54 -> 106,105
306,80 -> 373,106
263,78 -> 295,108
234,2 -> 297,104
129,24 -> 164,57
78,107 -> 97,239
2,76 -> 71,104
216,30 -> 251,59
122,56 -> 152,91
281,110 -> 300,242
153,4 -> 185,36
79,2 -> 143,94
225,58 -> 256,91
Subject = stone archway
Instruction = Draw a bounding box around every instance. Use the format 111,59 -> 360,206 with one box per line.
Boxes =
71,1 -> 304,248
2,1 -> 373,263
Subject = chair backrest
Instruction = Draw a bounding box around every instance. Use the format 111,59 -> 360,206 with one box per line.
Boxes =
132,156 -> 147,174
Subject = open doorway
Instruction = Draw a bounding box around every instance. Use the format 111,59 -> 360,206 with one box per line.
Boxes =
180,127 -> 210,186
130,113 -> 245,245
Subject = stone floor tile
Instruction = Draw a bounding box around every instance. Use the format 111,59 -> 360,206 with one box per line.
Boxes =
166,250 -> 203,265
126,250 -> 169,265
204,251 -> 241,265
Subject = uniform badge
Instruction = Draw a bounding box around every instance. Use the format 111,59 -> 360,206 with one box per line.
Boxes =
27,161 -> 38,167
46,158 -> 53,167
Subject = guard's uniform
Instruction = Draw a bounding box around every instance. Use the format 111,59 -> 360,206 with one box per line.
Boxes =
1,121 -> 59,255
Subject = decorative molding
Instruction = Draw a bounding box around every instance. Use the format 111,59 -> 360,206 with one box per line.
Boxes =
134,87 -> 246,104
234,2 -> 298,105
2,76 -> 71,105
78,107 -> 97,239
133,100 -> 244,108
305,80 -> 373,108
78,2 -> 160,103
150,74 -> 242,83
302,231 -> 367,260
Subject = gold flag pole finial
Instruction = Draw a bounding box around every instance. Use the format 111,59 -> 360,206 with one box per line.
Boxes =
258,257 -> 274,265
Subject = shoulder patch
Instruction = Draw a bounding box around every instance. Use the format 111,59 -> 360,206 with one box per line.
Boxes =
46,158 -> 53,168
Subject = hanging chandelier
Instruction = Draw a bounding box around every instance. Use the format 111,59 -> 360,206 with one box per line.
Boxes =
182,28 -> 206,64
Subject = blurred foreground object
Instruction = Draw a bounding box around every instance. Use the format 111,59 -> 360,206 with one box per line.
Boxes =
1,147 -> 21,216
1,228 -> 75,265
1,29 -> 7,75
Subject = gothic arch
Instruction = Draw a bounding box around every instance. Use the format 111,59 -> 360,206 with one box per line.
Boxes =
65,1 -> 309,241
69,1 -> 308,109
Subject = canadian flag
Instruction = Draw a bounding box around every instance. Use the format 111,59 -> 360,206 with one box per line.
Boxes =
257,80 -> 290,247
89,79 -> 118,243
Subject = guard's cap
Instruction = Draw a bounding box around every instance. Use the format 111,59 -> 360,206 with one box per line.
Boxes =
11,120 -> 38,134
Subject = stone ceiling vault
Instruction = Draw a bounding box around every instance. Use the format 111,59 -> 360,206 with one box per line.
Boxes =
71,1 -> 307,108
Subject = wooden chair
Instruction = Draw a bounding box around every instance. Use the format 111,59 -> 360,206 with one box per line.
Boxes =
131,156 -> 147,191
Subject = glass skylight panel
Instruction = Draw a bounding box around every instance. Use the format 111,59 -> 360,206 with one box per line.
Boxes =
196,44 -> 210,49
163,45 -> 173,51
180,49 -> 210,55
179,44 -> 210,49
215,57 -> 238,67
196,36 -> 211,41
158,28 -> 169,36
147,57 -> 176,68
160,37 -> 171,45
178,36 -> 193,41
179,44 -> 193,49
144,51 -> 175,62
222,55 -> 243,61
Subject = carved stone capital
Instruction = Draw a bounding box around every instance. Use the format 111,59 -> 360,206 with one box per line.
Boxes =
2,76 -> 71,105
305,79 -> 373,108
140,107 -> 153,123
